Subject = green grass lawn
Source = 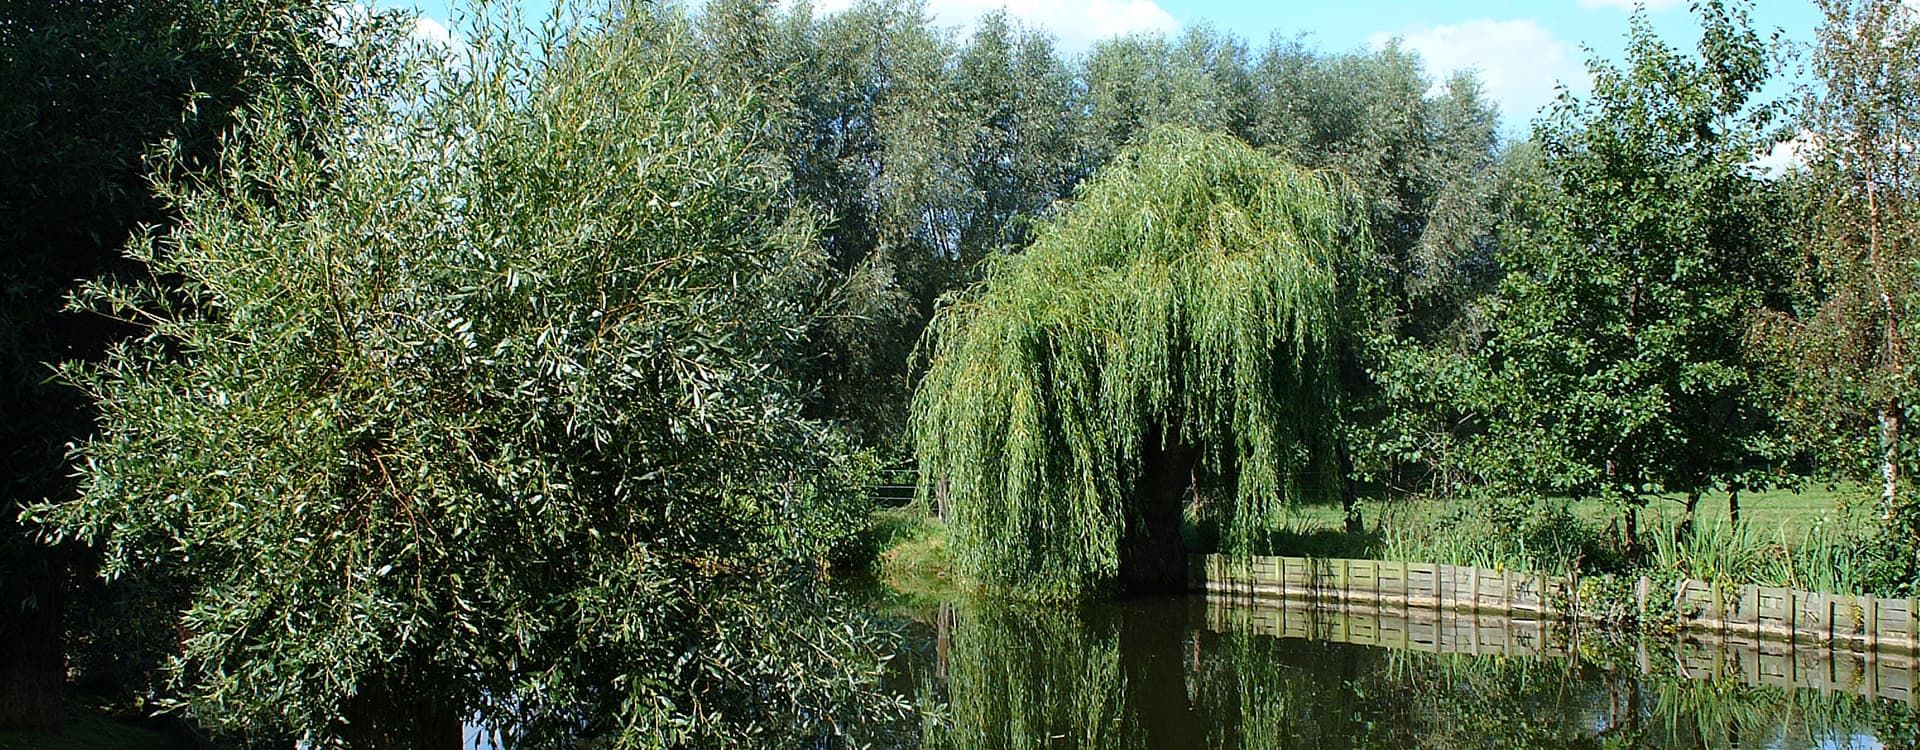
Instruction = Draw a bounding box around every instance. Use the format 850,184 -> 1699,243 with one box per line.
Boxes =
1578,483 -> 1872,536
863,508 -> 963,602
1267,483 -> 1875,549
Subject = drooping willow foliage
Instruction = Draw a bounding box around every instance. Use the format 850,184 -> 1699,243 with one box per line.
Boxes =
911,126 -> 1362,596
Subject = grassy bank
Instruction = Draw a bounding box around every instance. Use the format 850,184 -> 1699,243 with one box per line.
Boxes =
871,484 -> 1907,599
863,508 -> 961,602
1270,484 -> 1871,550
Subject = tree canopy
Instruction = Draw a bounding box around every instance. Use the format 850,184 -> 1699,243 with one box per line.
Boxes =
26,0 -> 1920,738
911,127 -> 1360,596
1464,2 -> 1791,547
28,7 -> 893,745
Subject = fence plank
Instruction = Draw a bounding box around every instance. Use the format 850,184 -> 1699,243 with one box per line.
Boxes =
1192,554 -> 1920,658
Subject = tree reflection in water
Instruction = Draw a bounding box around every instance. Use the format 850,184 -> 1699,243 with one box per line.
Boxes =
857,592 -> 1920,749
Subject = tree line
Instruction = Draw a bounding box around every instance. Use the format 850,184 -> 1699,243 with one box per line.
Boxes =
1,0 -> 1917,744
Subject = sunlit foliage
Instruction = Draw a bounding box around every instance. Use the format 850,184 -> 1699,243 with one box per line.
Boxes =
911,127 -> 1360,595
1467,1 -> 1790,548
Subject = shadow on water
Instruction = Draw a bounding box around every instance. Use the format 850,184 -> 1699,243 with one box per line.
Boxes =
850,590 -> 1920,749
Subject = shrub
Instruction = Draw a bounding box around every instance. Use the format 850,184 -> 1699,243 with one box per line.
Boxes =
29,7 -> 896,746
1380,497 -> 1613,577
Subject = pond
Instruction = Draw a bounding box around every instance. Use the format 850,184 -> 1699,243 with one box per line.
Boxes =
844,591 -> 1920,749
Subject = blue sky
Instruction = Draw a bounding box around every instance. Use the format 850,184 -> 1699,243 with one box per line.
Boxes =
1168,0 -> 1823,127
385,0 -> 1832,132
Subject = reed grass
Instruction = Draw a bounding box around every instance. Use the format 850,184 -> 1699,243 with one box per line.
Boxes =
1376,498 -> 1606,577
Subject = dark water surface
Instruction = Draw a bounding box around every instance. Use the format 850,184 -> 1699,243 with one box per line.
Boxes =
848,591 -> 1920,749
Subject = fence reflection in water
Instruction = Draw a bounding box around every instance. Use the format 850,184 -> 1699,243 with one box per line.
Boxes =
859,587 -> 1920,750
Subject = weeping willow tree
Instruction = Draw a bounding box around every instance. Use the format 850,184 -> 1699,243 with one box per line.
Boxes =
912,126 -> 1360,596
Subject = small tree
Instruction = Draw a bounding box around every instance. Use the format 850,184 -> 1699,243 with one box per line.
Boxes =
1474,1 -> 1789,550
912,127 -> 1359,597
31,7 -> 890,746
1761,0 -> 1920,518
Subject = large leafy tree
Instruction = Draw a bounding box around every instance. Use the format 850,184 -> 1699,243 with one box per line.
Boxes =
698,4 -> 1512,482
1081,27 -> 1257,162
698,0 -> 1087,450
912,127 -> 1360,597
1253,46 -> 1510,505
0,0 -> 330,727
1472,1 -> 1790,548
911,11 -> 1088,300
31,7 -> 892,746
750,0 -> 946,447
1075,32 -> 1513,513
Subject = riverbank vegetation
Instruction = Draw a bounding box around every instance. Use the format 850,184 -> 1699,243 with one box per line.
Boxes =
5,0 -> 1920,744
889,0 -> 1920,603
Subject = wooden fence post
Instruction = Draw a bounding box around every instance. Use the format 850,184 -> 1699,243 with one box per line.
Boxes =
1785,587 -> 1796,638
1910,595 -> 1918,654
1866,595 -> 1880,650
1829,594 -> 1839,645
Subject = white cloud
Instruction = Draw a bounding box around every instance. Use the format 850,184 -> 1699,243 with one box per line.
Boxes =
410,14 -> 458,49
1746,130 -> 1820,179
804,0 -> 1178,54
1577,0 -> 1684,11
1370,19 -> 1589,128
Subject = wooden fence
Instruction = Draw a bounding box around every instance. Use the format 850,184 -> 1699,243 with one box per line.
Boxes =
1188,554 -> 1570,618
1191,554 -> 1920,655
1202,589 -> 1560,658
1201,593 -> 1920,705
1673,579 -> 1920,653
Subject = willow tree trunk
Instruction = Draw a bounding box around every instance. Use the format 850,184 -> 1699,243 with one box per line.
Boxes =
1119,425 -> 1196,595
